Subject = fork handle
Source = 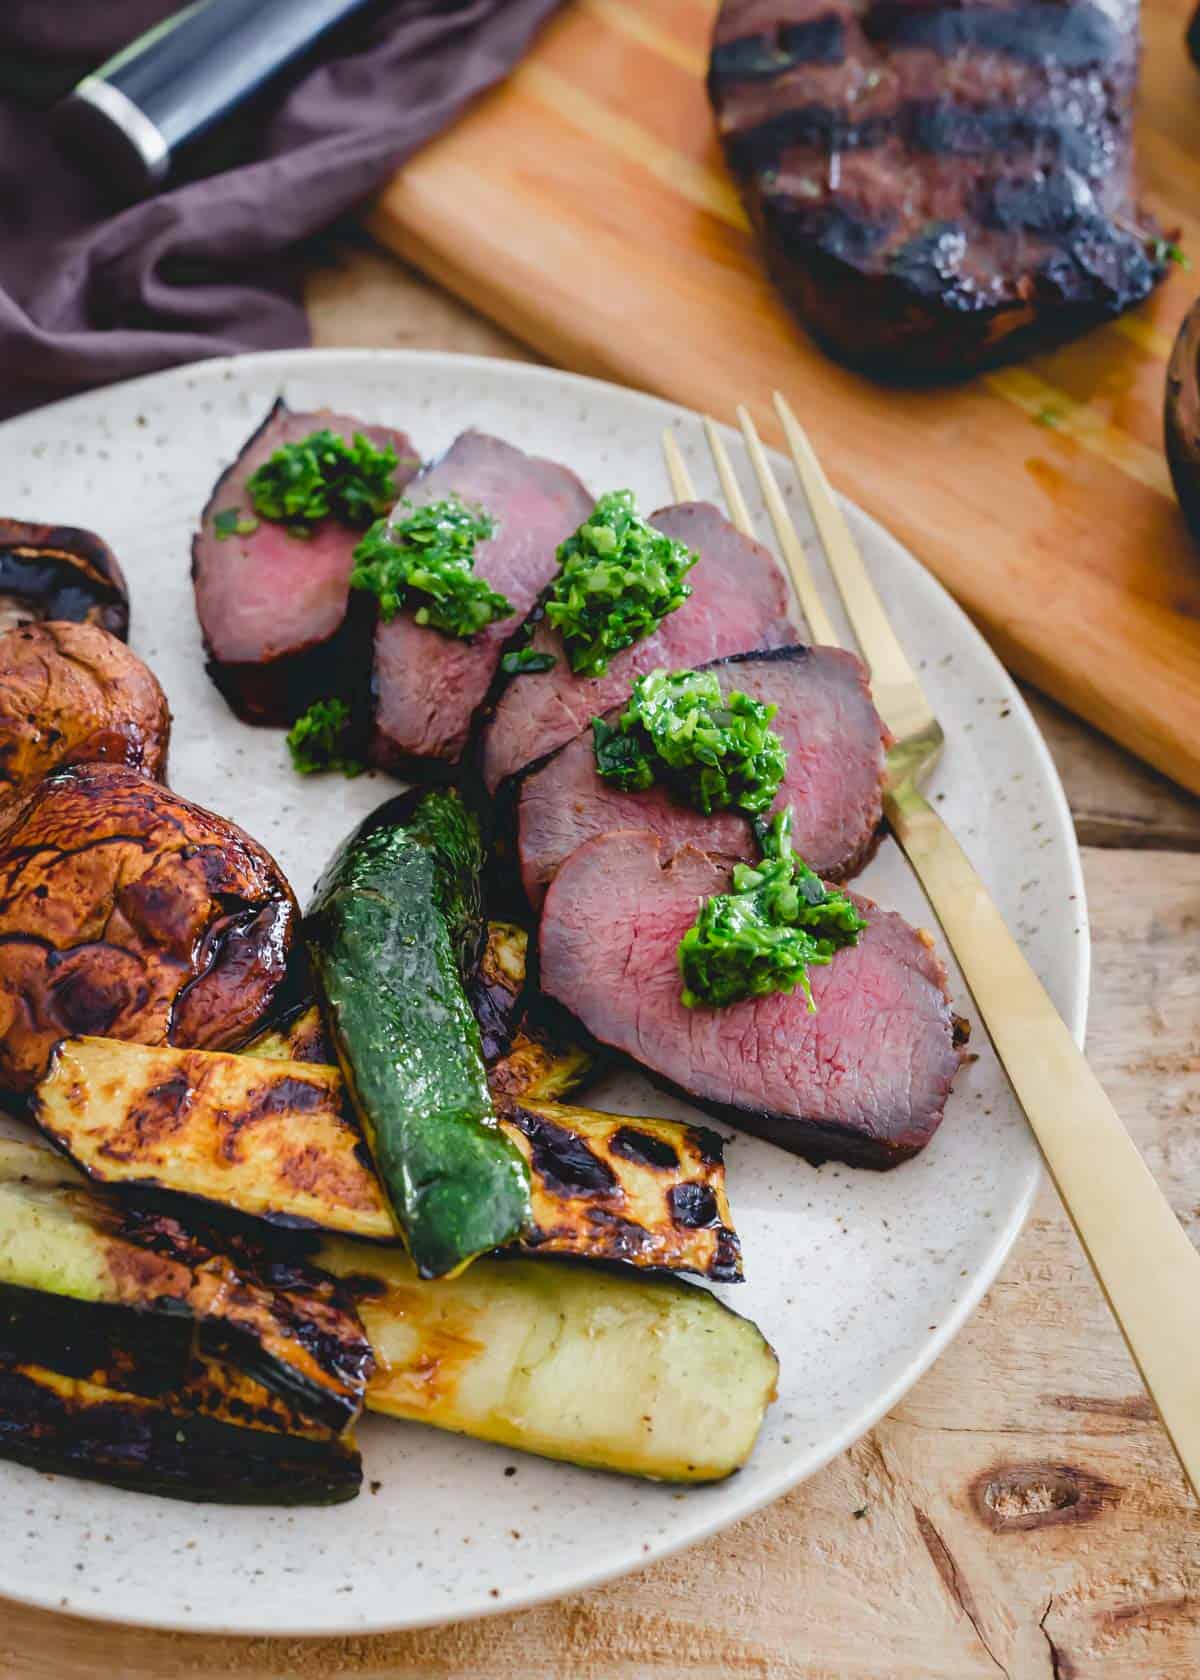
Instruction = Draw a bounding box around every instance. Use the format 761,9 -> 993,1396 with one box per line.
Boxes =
889,781 -> 1200,1502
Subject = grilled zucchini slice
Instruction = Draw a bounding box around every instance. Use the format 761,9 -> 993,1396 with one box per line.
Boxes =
323,1240 -> 777,1482
35,1038 -> 742,1280
308,790 -> 531,1278
0,1137 -> 372,1433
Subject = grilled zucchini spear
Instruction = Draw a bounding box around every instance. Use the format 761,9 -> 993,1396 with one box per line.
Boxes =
325,1239 -> 778,1482
35,1038 -> 742,1282
0,1138 -> 367,1503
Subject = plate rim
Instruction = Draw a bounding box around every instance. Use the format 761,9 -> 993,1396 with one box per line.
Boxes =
0,347 -> 1088,1636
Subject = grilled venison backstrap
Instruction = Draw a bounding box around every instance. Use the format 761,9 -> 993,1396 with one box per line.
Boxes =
709,0 -> 1165,376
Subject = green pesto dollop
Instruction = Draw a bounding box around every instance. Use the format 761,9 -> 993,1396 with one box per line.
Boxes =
592,667 -> 787,815
286,698 -> 364,777
246,429 -> 404,529
349,495 -> 513,639
678,808 -> 867,1011
545,491 -> 697,677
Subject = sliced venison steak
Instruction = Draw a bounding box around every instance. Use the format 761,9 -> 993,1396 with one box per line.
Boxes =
0,621 -> 170,804
540,830 -> 963,1167
482,503 -> 799,793
369,432 -> 594,773
193,400 -> 419,725
0,764 -> 298,1093
518,645 -> 888,909
709,0 -> 1164,375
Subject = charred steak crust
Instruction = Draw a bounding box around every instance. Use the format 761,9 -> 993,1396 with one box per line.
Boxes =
539,829 -> 963,1168
482,501 -> 800,794
0,621 -> 171,803
517,644 -> 889,910
709,0 -> 1164,375
0,763 -> 298,1094
192,399 -> 419,726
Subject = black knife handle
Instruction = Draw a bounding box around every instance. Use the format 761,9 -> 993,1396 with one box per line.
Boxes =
55,0 -> 378,197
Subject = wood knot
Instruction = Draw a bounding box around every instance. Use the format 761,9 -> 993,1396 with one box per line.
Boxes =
970,1463 -> 1120,1532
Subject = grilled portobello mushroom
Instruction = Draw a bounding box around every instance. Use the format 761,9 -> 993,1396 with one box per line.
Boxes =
0,519 -> 129,639
0,763 -> 298,1094
0,621 -> 170,805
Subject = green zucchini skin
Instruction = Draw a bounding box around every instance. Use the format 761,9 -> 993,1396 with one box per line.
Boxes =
0,1362 -> 361,1506
0,1143 -> 373,1435
308,789 -> 531,1278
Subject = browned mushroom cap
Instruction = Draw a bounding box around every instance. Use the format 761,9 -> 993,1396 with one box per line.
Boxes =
0,763 -> 298,1094
0,519 -> 129,639
0,621 -> 170,803
1166,298 -> 1200,542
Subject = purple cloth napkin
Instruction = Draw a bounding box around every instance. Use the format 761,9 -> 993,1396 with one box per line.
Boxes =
0,0 -> 561,419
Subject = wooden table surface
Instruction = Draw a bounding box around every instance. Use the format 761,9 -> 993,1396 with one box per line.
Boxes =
3,244 -> 1200,1680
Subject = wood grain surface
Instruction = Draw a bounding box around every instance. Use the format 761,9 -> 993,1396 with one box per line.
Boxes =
1,248 -> 1198,1679
368,0 -> 1200,800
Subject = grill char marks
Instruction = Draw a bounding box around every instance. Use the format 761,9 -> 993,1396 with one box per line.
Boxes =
709,0 -> 1164,375
517,644 -> 889,911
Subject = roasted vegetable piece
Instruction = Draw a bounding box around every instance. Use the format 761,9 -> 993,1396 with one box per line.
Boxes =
323,1239 -> 776,1481
35,1038 -> 741,1281
1167,296 -> 1200,542
0,621 -> 170,804
0,1360 -> 361,1506
469,920 -> 529,1063
0,763 -> 298,1093
0,1139 -> 372,1434
243,1002 -> 333,1065
308,790 -> 531,1278
487,1025 -> 595,1103
0,518 -> 129,639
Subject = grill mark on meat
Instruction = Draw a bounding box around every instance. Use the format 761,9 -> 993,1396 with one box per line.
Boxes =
711,16 -> 848,84
710,0 -> 1164,373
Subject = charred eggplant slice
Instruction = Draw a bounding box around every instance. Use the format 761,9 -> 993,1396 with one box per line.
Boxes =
35,1037 -> 742,1281
0,518 -> 129,639
0,1137 -> 372,1434
0,1361 -> 361,1506
323,1239 -> 777,1482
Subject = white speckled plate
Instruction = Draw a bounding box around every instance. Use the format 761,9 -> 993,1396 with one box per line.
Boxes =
0,351 -> 1086,1635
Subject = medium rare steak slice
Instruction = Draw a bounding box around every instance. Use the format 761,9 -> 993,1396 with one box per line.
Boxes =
193,400 -> 418,725
518,645 -> 888,909
482,503 -> 799,793
369,432 -> 594,773
709,0 -> 1164,375
540,830 -> 963,1166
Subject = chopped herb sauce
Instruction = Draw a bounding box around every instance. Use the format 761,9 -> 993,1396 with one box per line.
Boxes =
214,507 -> 260,541
592,667 -> 787,815
545,491 -> 697,677
678,808 -> 867,1010
286,698 -> 364,777
501,646 -> 557,675
246,430 -> 404,529
349,496 -> 513,638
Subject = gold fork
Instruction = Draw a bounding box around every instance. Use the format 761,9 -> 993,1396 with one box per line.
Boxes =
663,401 -> 1200,1504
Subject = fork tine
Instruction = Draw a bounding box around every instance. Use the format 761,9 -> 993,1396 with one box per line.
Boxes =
773,392 -> 932,730
735,405 -> 841,649
702,417 -> 755,538
662,428 -> 697,501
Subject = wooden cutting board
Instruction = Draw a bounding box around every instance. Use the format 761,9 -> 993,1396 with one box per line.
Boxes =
370,0 -> 1200,796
